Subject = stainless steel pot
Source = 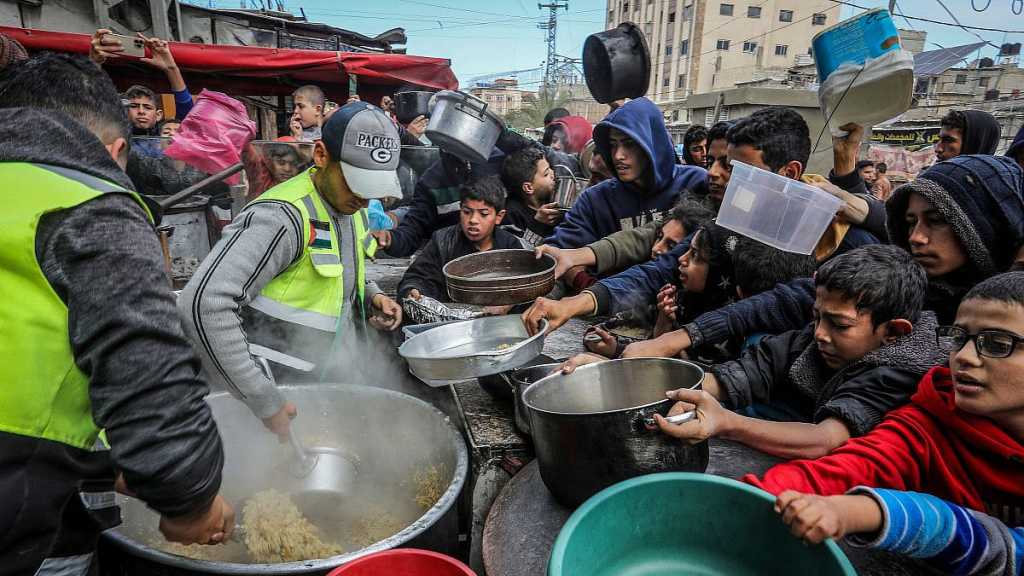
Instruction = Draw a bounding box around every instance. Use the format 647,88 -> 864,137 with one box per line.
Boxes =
100,384 -> 468,574
150,194 -> 217,268
522,358 -> 709,508
507,363 -> 561,436
398,315 -> 548,381
553,176 -> 589,209
425,90 -> 504,164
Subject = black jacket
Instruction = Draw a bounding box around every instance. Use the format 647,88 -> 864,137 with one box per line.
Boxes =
397,224 -> 526,301
502,196 -> 555,247
711,311 -> 945,437
0,109 -> 223,569
384,130 -> 579,257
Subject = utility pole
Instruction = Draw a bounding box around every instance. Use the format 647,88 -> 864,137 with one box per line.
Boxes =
538,1 -> 568,100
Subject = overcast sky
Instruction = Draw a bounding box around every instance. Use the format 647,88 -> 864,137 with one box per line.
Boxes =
223,0 -> 1024,85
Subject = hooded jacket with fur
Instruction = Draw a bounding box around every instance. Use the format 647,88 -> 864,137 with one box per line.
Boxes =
713,312 -> 945,437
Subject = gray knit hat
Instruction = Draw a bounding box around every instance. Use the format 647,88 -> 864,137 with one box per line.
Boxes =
886,155 -> 1024,277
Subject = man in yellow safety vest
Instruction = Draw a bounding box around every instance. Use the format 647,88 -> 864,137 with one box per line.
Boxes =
178,100 -> 405,441
0,53 -> 231,576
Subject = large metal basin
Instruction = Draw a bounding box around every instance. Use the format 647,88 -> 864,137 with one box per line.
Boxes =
523,358 -> 709,508
100,384 -> 468,575
398,315 -> 548,381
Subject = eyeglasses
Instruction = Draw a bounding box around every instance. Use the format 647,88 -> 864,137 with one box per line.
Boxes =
936,325 -> 1024,358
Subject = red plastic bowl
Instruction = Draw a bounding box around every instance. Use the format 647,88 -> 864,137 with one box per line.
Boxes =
327,549 -> 476,576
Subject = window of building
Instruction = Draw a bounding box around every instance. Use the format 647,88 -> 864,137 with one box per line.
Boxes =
680,39 -> 689,55
747,5 -> 761,18
644,22 -> 653,36
779,9 -> 793,22
683,4 -> 693,20
677,73 -> 687,88
775,44 -> 788,56
665,45 -> 673,56
668,11 -> 676,22
705,107 -> 729,126
720,3 -> 734,16
623,2 -> 629,13
812,13 -> 827,25
717,39 -> 730,50
672,110 -> 679,122
955,74 -> 967,85
979,76 -> 990,87
743,41 -> 757,53
663,75 -> 670,87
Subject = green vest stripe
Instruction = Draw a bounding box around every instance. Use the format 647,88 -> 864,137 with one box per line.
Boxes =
0,162 -> 150,451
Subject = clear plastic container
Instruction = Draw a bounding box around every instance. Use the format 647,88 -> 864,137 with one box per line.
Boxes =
717,161 -> 843,255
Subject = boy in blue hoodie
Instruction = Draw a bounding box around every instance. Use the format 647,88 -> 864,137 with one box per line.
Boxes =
544,97 -> 707,250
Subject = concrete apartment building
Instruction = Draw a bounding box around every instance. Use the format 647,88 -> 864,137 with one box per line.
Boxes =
605,0 -> 841,104
468,78 -> 535,116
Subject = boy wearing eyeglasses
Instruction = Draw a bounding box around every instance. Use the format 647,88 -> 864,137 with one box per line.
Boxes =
747,271 -> 1024,574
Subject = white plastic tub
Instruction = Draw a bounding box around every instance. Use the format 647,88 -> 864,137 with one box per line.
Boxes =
717,161 -> 842,255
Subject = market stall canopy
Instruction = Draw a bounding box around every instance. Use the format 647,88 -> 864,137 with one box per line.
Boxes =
0,26 -> 458,100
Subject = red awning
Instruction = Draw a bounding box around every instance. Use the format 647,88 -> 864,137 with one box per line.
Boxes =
0,26 -> 457,100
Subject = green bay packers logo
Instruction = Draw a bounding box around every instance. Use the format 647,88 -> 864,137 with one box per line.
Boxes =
370,147 -> 393,163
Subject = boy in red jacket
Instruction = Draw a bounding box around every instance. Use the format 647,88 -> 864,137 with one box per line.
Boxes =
746,271 -> 1024,527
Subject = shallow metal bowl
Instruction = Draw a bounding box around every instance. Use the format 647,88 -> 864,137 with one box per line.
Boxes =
398,315 -> 548,381
443,249 -> 556,306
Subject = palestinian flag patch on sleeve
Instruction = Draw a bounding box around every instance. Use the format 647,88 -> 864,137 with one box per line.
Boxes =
310,219 -> 332,249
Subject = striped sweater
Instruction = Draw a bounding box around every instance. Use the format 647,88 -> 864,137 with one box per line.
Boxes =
849,487 -> 1024,575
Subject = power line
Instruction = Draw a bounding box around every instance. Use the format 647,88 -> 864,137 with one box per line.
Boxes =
828,0 -> 1024,33
932,0 -> 1001,50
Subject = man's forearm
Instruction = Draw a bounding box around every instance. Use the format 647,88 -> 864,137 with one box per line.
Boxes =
719,415 -> 850,460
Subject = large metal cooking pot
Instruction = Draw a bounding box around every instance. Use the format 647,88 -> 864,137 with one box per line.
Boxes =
522,358 -> 708,508
100,384 -> 468,575
583,22 -> 651,104
425,90 -> 504,164
393,90 -> 435,124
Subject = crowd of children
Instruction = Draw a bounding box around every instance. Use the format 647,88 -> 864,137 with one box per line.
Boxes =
5,24 -> 1024,573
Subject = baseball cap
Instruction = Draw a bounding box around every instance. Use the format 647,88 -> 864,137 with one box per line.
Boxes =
321,101 -> 402,200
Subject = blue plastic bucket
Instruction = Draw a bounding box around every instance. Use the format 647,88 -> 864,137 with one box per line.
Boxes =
812,8 -> 900,82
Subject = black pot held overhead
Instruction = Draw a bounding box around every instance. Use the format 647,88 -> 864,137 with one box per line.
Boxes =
583,22 -> 651,104
394,90 -> 434,124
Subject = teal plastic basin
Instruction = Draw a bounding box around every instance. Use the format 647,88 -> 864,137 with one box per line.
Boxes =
548,473 -> 856,576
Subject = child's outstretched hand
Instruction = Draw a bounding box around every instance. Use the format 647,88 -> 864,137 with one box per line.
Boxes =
656,284 -> 678,321
583,326 -> 618,357
775,491 -> 883,545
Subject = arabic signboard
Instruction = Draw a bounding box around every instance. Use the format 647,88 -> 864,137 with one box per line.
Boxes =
869,126 -> 941,147
867,144 -> 936,180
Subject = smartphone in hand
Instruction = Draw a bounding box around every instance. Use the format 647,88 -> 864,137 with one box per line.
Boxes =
103,33 -> 146,58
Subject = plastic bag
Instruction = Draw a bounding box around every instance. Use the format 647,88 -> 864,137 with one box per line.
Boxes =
367,200 -> 394,231
165,89 -> 256,184
818,49 -> 914,136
